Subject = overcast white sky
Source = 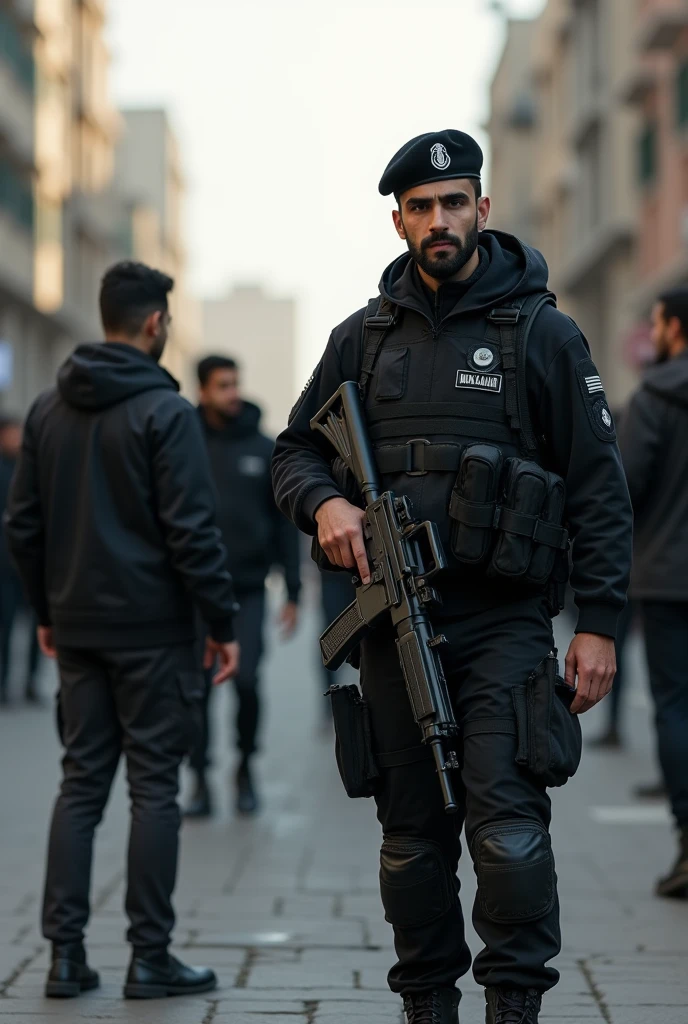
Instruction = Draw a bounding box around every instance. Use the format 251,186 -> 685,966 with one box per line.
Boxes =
108,0 -> 546,383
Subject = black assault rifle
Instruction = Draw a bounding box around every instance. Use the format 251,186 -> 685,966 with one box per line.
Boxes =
311,381 -> 460,814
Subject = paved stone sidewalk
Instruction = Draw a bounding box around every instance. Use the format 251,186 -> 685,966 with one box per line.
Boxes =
1,589 -> 687,1023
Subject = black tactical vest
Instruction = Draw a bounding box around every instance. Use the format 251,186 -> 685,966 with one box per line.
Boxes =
357,292 -> 556,573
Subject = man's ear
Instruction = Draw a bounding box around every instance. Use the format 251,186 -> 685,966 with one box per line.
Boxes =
143,310 -> 163,337
392,208 -> 406,240
477,196 -> 490,231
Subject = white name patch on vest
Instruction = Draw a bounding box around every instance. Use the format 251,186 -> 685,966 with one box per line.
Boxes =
455,370 -> 503,394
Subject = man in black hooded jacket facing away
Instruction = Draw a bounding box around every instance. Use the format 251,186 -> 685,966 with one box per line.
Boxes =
272,131 -> 633,1024
5,261 -> 239,1001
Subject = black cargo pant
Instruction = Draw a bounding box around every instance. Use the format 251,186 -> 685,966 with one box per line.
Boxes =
642,601 -> 688,828
190,588 -> 266,772
360,596 -> 560,996
43,643 -> 202,952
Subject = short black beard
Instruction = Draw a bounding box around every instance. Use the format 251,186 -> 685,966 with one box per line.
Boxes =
407,216 -> 479,282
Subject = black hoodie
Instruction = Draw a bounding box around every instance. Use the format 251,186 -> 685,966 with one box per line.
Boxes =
619,349 -> 688,600
5,343 -> 237,649
199,401 -> 301,599
272,231 -> 632,638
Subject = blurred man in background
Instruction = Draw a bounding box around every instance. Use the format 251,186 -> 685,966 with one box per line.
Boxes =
0,415 -> 40,705
5,261 -> 239,1000
185,355 -> 301,819
619,287 -> 688,899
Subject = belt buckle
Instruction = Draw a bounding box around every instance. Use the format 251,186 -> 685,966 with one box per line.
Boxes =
406,438 -> 430,476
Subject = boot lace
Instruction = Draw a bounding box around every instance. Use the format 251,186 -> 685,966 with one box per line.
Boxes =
404,990 -> 443,1024
494,988 -> 541,1024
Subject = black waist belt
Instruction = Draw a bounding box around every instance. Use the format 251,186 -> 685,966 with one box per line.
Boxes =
449,494 -> 569,551
375,441 -> 463,476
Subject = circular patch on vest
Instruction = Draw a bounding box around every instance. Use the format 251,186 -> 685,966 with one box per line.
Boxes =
468,344 -> 498,372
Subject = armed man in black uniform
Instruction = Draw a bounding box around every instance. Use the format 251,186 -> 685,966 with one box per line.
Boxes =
272,131 -> 632,1024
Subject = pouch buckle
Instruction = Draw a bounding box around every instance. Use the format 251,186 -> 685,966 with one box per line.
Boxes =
405,438 -> 431,476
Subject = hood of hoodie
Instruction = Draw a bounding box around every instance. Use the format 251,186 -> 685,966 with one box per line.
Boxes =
58,342 -> 179,411
643,349 -> 688,408
199,399 -> 263,440
379,229 -> 550,324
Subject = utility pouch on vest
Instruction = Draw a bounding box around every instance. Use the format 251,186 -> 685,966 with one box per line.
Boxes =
489,459 -> 568,582
326,683 -> 380,798
512,651 -> 582,788
448,444 -> 502,565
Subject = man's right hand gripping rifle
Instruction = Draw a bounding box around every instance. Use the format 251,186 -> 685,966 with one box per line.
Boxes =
311,381 -> 460,813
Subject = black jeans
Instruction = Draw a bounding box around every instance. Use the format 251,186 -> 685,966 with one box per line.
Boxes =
0,574 -> 40,695
43,643 -> 202,952
642,601 -> 688,828
361,596 -> 560,996
190,588 -> 266,772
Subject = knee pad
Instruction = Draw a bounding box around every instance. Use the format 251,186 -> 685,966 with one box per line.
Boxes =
379,836 -> 455,929
472,820 -> 555,923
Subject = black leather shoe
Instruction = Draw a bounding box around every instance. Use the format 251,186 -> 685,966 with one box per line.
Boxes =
183,776 -> 213,819
45,944 -> 100,998
633,779 -> 667,800
403,988 -> 460,1023
236,758 -> 259,815
486,987 -> 542,1023
656,826 -> 688,899
124,951 -> 217,999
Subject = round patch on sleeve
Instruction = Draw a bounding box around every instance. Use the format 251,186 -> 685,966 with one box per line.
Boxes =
592,399 -> 616,440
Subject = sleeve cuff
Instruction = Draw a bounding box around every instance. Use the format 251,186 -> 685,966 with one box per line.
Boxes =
208,618 -> 235,643
575,602 -> 623,640
300,485 -> 343,527
286,586 -> 301,604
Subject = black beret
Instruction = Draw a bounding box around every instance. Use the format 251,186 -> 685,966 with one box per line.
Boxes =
379,129 -> 483,198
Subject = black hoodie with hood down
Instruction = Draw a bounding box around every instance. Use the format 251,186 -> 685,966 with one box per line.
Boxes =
619,350 -> 688,600
199,401 -> 301,599
272,231 -> 632,638
5,342 -> 237,649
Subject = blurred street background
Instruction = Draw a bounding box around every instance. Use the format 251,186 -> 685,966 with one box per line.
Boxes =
1,0 -> 687,1020
1,592 -> 688,1022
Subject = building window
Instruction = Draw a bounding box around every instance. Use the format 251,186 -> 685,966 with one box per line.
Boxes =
0,159 -> 34,233
678,60 -> 688,128
638,123 -> 658,186
0,10 -> 35,95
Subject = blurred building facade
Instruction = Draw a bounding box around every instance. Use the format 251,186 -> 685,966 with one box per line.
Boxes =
489,0 -> 688,405
1,2 -> 200,414
203,285 -> 297,437
114,109 -> 201,397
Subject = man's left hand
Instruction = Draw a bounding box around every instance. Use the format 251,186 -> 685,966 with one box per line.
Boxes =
37,626 -> 56,659
278,601 -> 299,640
565,632 -> 616,714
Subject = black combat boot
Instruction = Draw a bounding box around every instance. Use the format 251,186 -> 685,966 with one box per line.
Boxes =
124,950 -> 217,999
485,987 -> 542,1023
183,774 -> 213,819
403,988 -> 460,1023
656,825 -> 688,899
45,943 -> 100,998
236,756 -> 259,815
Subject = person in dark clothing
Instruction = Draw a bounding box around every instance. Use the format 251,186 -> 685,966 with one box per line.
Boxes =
272,131 -> 632,1024
5,261 -> 239,1001
0,416 -> 40,705
619,286 -> 688,900
184,355 -> 301,818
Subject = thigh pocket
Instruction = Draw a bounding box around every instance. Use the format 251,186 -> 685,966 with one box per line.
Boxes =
175,671 -> 206,752
380,836 -> 454,929
473,820 -> 555,924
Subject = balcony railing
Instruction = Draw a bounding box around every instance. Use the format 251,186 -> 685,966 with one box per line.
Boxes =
638,3 -> 688,51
